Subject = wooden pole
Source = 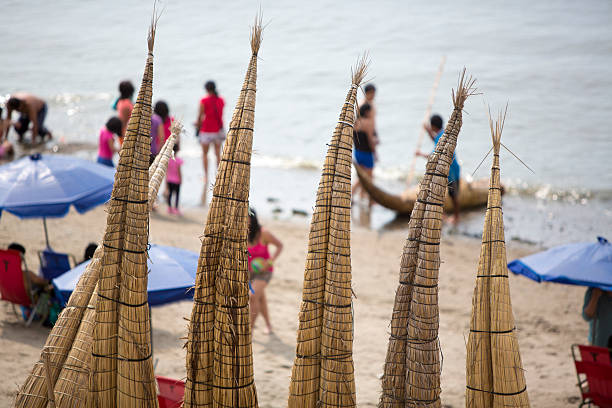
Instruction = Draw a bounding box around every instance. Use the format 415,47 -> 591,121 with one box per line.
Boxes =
406,55 -> 446,186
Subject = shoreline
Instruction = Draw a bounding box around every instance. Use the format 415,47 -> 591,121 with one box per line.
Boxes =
0,205 -> 588,407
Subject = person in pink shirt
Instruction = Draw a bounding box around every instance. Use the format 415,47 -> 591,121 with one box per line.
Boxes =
166,144 -> 183,215
195,80 -> 225,202
97,117 -> 122,167
248,208 -> 283,334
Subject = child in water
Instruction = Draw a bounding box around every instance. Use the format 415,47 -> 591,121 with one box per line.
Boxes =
166,144 -> 183,215
97,117 -> 122,167
248,208 -> 283,334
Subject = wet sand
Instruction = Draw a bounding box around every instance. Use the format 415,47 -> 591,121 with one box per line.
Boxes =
0,205 -> 588,407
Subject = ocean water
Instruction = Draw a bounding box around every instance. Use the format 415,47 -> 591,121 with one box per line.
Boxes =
1,0 -> 611,247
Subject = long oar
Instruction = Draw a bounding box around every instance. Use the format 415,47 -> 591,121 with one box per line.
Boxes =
406,55 -> 446,186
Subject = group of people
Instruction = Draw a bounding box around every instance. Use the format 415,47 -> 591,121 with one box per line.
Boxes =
95,80 -> 185,214
95,79 -> 226,214
351,83 -> 462,224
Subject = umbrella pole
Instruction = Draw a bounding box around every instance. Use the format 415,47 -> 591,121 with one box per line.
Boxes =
43,217 -> 50,248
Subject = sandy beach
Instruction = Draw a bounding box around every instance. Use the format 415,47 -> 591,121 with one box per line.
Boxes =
0,205 -> 588,407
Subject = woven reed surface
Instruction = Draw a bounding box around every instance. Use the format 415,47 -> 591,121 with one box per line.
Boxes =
288,59 -> 367,408
14,246 -> 103,408
44,132 -> 176,407
465,113 -> 530,408
379,71 -> 476,408
91,25 -> 157,406
148,121 -> 181,207
52,289 -> 98,408
184,21 -> 261,408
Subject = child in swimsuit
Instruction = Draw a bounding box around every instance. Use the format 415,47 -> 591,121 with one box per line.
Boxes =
248,208 -> 283,334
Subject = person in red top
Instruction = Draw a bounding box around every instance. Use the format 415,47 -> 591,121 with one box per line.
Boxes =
195,80 -> 225,202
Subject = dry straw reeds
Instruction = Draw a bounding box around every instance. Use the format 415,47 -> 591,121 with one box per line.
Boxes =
465,108 -> 530,408
287,56 -> 368,408
52,288 -> 98,407
14,243 -> 103,408
184,15 -> 262,408
14,121 -> 178,407
90,17 -> 158,407
379,70 -> 477,408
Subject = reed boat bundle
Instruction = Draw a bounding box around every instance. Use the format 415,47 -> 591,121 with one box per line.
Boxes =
90,17 -> 158,407
465,108 -> 530,408
354,165 -> 492,216
184,16 -> 262,408
288,57 -> 368,408
379,70 -> 477,408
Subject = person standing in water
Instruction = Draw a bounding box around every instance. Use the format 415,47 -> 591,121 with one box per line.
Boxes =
417,114 -> 461,224
195,80 -> 225,203
248,208 -> 283,334
352,103 -> 378,205
4,93 -> 52,143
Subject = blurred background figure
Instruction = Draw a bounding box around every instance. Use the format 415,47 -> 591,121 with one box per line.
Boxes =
417,114 -> 461,224
195,80 -> 225,203
582,288 -> 612,348
352,103 -> 378,206
113,80 -> 134,145
97,116 -> 122,167
248,208 -> 283,334
4,93 -> 52,143
166,144 -> 184,216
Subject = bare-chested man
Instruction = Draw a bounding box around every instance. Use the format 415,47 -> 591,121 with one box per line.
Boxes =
4,93 -> 52,142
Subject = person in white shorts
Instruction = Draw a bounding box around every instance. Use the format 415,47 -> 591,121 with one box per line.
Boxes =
195,80 -> 225,203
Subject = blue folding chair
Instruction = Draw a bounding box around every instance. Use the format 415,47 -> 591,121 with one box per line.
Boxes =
38,249 -> 76,281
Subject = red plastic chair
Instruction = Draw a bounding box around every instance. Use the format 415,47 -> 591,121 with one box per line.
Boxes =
0,249 -> 32,306
0,249 -> 47,326
156,375 -> 185,408
572,344 -> 612,408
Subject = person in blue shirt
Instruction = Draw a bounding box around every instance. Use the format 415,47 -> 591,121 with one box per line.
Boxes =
582,287 -> 612,348
416,114 -> 460,224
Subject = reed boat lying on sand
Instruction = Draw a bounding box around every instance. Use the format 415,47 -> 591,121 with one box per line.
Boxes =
354,163 -> 502,215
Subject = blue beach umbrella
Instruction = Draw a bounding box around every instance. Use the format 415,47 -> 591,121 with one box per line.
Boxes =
0,153 -> 115,247
53,243 -> 198,306
508,237 -> 612,291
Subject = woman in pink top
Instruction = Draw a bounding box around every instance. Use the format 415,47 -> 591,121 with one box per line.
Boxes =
166,144 -> 183,215
195,80 -> 225,202
97,117 -> 122,167
248,208 -> 283,334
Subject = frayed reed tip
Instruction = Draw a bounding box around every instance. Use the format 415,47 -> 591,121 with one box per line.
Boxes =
452,68 -> 478,108
487,103 -> 508,151
250,13 -> 264,55
147,2 -> 162,53
352,52 -> 370,88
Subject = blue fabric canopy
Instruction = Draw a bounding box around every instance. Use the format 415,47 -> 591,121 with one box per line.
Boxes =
0,153 -> 115,219
53,243 -> 198,307
508,237 -> 612,291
